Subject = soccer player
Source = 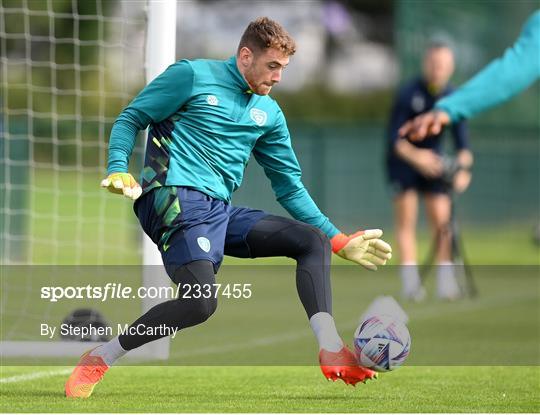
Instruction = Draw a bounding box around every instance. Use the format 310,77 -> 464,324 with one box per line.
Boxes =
399,10 -> 540,141
65,17 -> 392,398
387,43 -> 473,301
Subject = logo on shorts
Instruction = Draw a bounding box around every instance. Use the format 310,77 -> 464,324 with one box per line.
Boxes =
197,237 -> 211,253
250,108 -> 267,126
206,95 -> 219,106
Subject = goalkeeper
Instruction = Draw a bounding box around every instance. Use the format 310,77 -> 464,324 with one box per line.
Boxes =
399,10 -> 540,140
65,17 -> 392,398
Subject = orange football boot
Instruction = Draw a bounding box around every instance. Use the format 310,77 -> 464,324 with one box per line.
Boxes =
319,346 -> 377,386
65,348 -> 109,398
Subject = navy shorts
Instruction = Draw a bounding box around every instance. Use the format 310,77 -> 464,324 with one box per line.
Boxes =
387,158 -> 449,195
134,186 -> 267,273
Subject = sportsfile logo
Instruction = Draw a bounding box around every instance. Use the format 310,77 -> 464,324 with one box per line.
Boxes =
40,283 -> 253,302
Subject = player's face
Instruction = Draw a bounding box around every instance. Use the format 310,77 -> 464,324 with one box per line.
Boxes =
423,47 -> 455,92
238,47 -> 289,95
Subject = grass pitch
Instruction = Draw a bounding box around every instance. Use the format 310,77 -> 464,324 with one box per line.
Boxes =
1,170 -> 539,412
1,266 -> 539,412
1,366 -> 538,412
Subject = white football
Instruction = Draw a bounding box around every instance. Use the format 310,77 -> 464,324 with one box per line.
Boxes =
353,314 -> 411,372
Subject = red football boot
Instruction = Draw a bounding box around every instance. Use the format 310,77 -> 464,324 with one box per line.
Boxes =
319,346 -> 377,386
65,348 -> 109,398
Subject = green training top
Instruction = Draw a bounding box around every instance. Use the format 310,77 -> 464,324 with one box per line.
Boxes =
435,10 -> 540,122
107,56 -> 340,237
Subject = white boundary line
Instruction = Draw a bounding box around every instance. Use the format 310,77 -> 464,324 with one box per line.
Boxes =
0,368 -> 71,384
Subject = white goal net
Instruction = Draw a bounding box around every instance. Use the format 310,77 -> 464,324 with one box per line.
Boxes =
1,0 -> 175,360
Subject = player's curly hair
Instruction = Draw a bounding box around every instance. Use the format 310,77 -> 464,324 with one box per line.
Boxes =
238,17 -> 296,56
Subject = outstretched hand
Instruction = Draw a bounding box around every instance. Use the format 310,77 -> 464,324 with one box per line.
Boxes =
398,110 -> 451,141
331,229 -> 392,271
100,172 -> 142,200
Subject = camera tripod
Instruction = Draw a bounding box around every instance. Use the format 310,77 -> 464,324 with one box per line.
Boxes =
419,193 -> 478,298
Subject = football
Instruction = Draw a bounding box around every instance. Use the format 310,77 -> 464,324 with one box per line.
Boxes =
353,315 -> 411,372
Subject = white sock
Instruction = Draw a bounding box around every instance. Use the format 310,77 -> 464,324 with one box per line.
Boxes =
400,262 -> 421,296
90,336 -> 127,366
309,312 -> 344,352
436,261 -> 460,299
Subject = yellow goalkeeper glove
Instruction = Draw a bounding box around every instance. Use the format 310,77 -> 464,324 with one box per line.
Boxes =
330,229 -> 392,271
100,172 -> 142,200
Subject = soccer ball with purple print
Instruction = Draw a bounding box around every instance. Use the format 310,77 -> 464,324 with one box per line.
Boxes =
353,315 -> 411,372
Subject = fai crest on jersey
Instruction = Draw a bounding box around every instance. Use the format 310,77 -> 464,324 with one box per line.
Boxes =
197,237 -> 211,253
206,95 -> 219,106
250,108 -> 267,126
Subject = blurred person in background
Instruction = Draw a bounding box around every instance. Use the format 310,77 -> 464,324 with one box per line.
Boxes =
399,10 -> 539,140
386,42 -> 473,301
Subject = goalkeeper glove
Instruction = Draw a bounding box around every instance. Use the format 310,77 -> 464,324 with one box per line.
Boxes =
331,229 -> 392,271
100,172 -> 142,200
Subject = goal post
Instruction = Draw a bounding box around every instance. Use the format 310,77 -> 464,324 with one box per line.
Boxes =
0,0 -> 176,361
140,0 -> 178,361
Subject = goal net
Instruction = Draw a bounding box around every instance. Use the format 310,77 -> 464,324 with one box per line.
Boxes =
1,0 -> 174,361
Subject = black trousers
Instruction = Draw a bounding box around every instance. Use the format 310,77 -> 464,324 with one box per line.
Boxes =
119,215 -> 332,350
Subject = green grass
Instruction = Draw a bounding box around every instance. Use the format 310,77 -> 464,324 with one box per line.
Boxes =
2,266 -> 539,365
1,366 -> 538,412
1,170 -> 539,412
6,169 -> 539,265
25,169 -> 141,265
1,267 -> 539,412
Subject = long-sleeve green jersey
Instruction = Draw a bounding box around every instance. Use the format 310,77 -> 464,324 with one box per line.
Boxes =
435,10 -> 540,122
107,56 -> 340,237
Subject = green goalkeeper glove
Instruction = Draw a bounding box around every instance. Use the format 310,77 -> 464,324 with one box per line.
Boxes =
100,172 -> 142,200
330,229 -> 392,271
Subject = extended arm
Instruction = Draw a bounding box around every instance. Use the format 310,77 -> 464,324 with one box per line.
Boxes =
399,11 -> 540,140
102,60 -> 195,199
254,111 -> 392,269
436,11 -> 540,122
